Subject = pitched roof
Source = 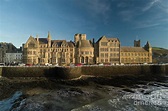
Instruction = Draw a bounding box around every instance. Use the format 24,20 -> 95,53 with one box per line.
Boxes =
38,38 -> 48,44
67,42 -> 75,48
121,46 -> 147,52
96,36 -> 119,43
76,40 -> 93,48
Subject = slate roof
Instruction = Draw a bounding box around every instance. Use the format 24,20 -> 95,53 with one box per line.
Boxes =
121,46 -> 147,52
76,40 -> 93,48
38,38 -> 48,44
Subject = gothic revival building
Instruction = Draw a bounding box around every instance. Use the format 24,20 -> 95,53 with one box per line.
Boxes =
23,32 -> 152,65
74,34 -> 94,64
23,32 -> 75,65
120,41 -> 152,64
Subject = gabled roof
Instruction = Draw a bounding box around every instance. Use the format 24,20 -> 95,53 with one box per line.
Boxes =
121,46 -> 148,52
107,38 -> 119,42
96,36 -> 119,43
96,36 -> 106,43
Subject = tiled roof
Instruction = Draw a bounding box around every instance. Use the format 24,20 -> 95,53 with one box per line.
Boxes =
121,46 -> 147,52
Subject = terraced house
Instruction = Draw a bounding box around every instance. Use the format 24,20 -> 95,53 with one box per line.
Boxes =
23,32 -> 152,65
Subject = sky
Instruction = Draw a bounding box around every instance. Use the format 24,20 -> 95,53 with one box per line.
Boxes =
0,0 -> 168,49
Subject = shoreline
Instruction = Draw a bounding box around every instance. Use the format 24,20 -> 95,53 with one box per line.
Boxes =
0,75 -> 167,100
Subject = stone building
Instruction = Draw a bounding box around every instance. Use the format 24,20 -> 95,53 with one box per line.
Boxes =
74,34 -> 94,64
94,36 -> 120,64
120,40 -> 152,64
23,32 -> 152,65
23,32 -> 75,65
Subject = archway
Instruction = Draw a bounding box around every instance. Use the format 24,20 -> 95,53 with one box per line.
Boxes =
81,56 -> 84,63
85,56 -> 89,64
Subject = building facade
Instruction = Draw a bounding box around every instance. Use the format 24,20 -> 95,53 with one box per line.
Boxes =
23,32 -> 152,65
94,36 -> 120,64
23,32 -> 75,65
6,52 -> 22,64
0,42 -> 22,64
120,41 -> 152,64
74,34 -> 94,64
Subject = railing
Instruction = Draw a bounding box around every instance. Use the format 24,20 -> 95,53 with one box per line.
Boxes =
1,63 -> 167,68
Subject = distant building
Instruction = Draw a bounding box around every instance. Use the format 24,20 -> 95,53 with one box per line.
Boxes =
6,52 -> 22,64
0,42 -> 21,63
23,32 -> 152,65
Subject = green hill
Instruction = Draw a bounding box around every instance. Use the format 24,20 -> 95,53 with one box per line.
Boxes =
152,47 -> 168,63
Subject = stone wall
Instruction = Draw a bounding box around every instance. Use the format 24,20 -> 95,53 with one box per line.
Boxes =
0,65 -> 167,79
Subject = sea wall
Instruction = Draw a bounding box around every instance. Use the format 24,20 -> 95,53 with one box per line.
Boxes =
0,65 -> 167,79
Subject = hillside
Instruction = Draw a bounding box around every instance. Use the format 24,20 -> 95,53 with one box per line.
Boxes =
152,47 -> 168,63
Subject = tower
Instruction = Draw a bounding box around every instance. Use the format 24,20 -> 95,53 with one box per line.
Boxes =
47,31 -> 51,47
134,40 -> 140,47
144,41 -> 152,63
74,34 -> 80,44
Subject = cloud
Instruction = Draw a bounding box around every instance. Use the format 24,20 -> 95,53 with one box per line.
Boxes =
74,0 -> 112,25
157,0 -> 168,13
134,23 -> 160,29
76,0 -> 111,16
142,0 -> 160,12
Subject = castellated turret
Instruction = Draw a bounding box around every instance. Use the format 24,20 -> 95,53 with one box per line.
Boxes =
74,33 -> 86,44
134,40 -> 141,47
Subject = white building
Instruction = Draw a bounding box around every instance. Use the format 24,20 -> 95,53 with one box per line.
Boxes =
5,52 -> 22,63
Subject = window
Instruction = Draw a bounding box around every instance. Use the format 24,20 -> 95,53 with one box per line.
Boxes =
85,51 -> 89,54
110,53 -> 113,57
101,53 -> 104,57
100,48 -> 104,51
101,42 -> 107,46
110,43 -> 113,46
105,53 -> 108,57
105,48 -> 108,51
28,42 -> 35,48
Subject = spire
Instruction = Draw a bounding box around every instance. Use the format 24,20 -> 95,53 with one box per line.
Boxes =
47,31 -> 51,39
146,41 -> 151,48
36,35 -> 39,42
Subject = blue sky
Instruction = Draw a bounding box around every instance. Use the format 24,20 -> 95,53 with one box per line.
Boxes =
0,0 -> 168,49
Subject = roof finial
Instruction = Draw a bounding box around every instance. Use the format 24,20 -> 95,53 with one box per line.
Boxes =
48,31 -> 51,39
